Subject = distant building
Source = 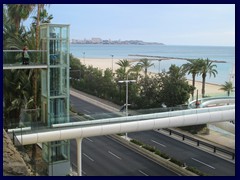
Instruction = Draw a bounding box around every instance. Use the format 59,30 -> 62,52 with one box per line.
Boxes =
91,38 -> 102,44
70,37 -> 164,45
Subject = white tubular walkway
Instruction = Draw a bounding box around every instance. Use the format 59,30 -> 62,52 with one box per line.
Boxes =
16,107 -> 234,176
210,122 -> 235,134
16,108 -> 234,145
52,105 -> 235,128
201,99 -> 235,108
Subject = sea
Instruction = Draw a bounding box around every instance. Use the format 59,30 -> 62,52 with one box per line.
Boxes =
70,44 -> 235,85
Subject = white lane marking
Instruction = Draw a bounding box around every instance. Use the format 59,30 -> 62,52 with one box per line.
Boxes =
108,151 -> 122,160
191,158 -> 215,169
86,137 -> 93,142
84,109 -> 90,113
83,153 -> 94,162
151,139 -> 166,147
138,170 -> 149,176
82,170 -> 86,175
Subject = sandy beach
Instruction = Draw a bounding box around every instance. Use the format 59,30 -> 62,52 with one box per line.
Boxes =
79,57 -> 225,97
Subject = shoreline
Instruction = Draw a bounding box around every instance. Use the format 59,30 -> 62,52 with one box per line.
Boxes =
77,57 -> 225,97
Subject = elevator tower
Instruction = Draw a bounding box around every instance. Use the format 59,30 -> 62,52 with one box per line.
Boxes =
40,24 -> 70,176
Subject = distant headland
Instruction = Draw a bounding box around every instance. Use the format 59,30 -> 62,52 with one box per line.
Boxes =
71,38 -> 164,45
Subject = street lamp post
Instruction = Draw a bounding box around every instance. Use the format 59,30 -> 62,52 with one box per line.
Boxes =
158,60 -> 162,73
111,55 -> 114,72
118,75 -> 136,139
83,52 -> 85,65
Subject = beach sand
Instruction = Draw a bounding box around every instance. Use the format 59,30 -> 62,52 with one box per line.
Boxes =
79,57 -> 225,97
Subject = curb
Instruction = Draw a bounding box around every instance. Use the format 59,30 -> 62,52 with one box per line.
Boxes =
70,89 -> 120,113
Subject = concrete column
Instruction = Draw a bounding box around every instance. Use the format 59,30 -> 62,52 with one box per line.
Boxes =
76,138 -> 83,176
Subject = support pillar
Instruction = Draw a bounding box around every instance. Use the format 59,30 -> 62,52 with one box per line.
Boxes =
76,138 -> 83,176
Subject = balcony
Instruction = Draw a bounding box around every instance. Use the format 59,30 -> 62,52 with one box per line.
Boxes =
3,50 -> 48,70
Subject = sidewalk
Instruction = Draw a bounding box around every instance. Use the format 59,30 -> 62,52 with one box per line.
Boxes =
196,129 -> 235,150
70,88 -> 235,150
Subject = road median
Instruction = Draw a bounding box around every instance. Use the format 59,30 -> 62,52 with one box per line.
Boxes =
109,134 -> 198,176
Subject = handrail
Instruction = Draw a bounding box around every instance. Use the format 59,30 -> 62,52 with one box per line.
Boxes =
3,50 -> 47,52
15,108 -> 235,145
163,128 -> 235,160
52,105 -> 235,128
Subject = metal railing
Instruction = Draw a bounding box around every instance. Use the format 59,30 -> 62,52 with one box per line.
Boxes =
3,50 -> 47,67
162,128 -> 235,160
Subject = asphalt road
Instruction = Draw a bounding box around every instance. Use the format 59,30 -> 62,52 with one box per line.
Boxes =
129,131 -> 235,176
70,136 -> 177,176
70,95 -> 177,176
70,94 -> 235,176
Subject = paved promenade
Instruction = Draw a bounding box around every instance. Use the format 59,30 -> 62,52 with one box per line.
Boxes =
196,129 -> 235,150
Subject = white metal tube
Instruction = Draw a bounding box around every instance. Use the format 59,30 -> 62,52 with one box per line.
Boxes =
76,138 -> 83,176
16,109 -> 234,145
8,127 -> 31,133
52,105 -> 235,128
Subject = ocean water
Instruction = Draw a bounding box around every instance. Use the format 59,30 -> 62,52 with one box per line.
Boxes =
70,44 -> 235,85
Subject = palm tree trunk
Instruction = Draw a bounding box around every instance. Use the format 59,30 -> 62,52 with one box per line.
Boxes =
202,74 -> 206,98
33,5 -> 41,108
32,4 -> 42,173
192,74 -> 196,100
145,68 -> 147,78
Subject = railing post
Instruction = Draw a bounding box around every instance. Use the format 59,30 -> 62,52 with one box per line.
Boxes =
213,147 -> 216,153
182,135 -> 185,141
169,130 -> 172,135
76,138 -> 83,176
12,131 -> 15,145
232,153 -> 235,160
197,140 -> 200,146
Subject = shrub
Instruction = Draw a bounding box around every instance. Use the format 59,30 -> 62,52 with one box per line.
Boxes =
186,166 -> 207,176
142,144 -> 156,152
169,158 -> 184,167
130,139 -> 143,146
155,150 -> 170,159
179,124 -> 207,134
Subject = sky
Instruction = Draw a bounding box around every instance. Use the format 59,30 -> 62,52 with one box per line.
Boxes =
24,4 -> 235,46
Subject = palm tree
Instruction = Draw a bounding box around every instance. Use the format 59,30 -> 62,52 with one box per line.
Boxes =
32,5 -> 49,167
137,58 -> 154,78
5,4 -> 34,34
5,4 -> 47,108
161,65 -> 192,107
32,5 -> 46,112
130,64 -> 142,81
31,8 -> 53,27
220,81 -> 234,96
3,69 -> 34,128
115,67 -> 126,81
199,58 -> 218,98
182,59 -> 201,100
116,59 -> 131,78
7,4 -> 48,168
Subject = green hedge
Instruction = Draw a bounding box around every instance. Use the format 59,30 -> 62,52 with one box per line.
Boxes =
130,139 -> 143,146
155,150 -> 170,159
142,144 -> 156,152
186,166 -> 207,176
169,157 -> 184,167
130,138 -> 207,176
